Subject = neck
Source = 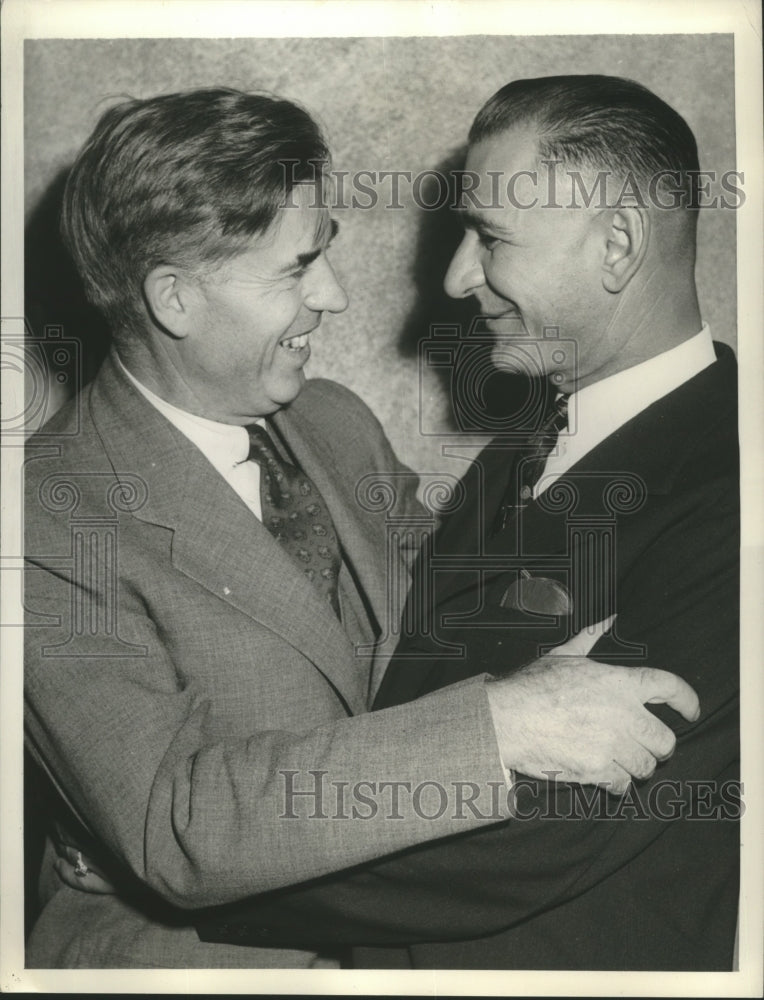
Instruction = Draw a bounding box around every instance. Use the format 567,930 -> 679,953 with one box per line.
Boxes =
114,332 -> 209,417
626,268 -> 702,353
568,273 -> 702,393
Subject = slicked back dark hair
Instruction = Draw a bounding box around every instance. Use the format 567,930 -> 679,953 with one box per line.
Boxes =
61,88 -> 329,331
469,74 -> 699,212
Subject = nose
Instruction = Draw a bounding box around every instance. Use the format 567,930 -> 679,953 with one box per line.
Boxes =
444,232 -> 485,299
304,255 -> 349,314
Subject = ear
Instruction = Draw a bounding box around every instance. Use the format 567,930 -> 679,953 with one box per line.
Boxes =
601,208 -> 648,293
142,265 -> 197,338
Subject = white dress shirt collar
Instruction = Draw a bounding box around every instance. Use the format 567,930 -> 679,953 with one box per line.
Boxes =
115,353 -> 265,518
537,324 -> 716,496
115,353 -> 260,465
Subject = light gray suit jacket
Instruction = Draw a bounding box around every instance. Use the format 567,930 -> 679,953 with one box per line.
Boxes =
24,352 -> 507,968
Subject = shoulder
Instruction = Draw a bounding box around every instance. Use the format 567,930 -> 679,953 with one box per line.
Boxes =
24,382 -> 115,546
291,378 -> 389,442
675,349 -> 738,488
296,377 -> 380,419
26,386 -> 103,477
29,386 -> 89,443
286,379 -> 418,491
293,379 -> 423,521
28,371 -> 111,449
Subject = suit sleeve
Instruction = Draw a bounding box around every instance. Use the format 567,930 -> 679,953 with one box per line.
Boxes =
25,564 -> 514,913
196,474 -> 739,947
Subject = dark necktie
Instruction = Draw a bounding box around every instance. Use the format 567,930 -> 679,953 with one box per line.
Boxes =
491,393 -> 570,536
246,424 -> 342,617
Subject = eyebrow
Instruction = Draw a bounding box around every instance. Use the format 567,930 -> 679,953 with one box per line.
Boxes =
281,218 -> 340,275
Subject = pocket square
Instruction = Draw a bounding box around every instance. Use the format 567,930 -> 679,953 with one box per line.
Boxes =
500,569 -> 573,616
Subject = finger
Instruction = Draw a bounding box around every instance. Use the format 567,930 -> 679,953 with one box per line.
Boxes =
638,668 -> 701,722
548,615 -> 616,657
57,842 -> 79,864
58,843 -> 108,882
54,857 -> 79,890
593,761 -> 632,797
54,856 -> 86,890
614,743 -> 657,782
631,712 -> 677,762
54,857 -> 115,895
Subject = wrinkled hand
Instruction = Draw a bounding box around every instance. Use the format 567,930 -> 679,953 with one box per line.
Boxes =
486,618 -> 700,794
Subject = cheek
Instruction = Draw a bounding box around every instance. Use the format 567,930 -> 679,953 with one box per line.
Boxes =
486,247 -> 535,297
484,258 -> 513,299
263,288 -> 305,334
235,297 -> 302,357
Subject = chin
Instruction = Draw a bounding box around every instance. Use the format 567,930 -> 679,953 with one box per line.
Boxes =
267,371 -> 307,410
491,341 -> 548,381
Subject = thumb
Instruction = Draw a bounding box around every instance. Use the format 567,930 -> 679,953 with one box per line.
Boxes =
548,615 -> 616,657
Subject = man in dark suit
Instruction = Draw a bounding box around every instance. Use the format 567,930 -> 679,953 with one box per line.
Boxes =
197,75 -> 740,970
24,87 -> 693,968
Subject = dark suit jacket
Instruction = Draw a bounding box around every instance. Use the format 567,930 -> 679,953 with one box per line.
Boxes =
197,343 -> 740,970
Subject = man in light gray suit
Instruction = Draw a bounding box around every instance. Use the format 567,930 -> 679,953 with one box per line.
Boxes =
24,88 -> 698,968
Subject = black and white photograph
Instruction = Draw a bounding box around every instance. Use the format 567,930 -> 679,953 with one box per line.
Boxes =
1,0 -> 762,994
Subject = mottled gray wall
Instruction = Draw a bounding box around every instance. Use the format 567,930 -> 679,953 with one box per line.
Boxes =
25,35 -> 736,471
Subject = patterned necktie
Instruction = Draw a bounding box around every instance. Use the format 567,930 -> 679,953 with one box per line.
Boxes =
246,424 -> 342,617
491,393 -> 570,536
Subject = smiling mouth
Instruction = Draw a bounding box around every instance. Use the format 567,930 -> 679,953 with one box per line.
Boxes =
280,332 -> 311,352
484,309 -> 524,330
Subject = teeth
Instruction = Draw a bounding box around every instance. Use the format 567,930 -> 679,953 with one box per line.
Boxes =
282,333 -> 309,350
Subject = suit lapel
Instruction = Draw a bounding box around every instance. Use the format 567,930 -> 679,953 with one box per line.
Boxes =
436,345 -> 737,604
510,343 -> 737,562
88,353 -> 367,715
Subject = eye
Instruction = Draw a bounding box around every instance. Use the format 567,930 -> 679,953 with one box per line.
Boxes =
477,232 -> 500,251
286,262 -> 312,284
